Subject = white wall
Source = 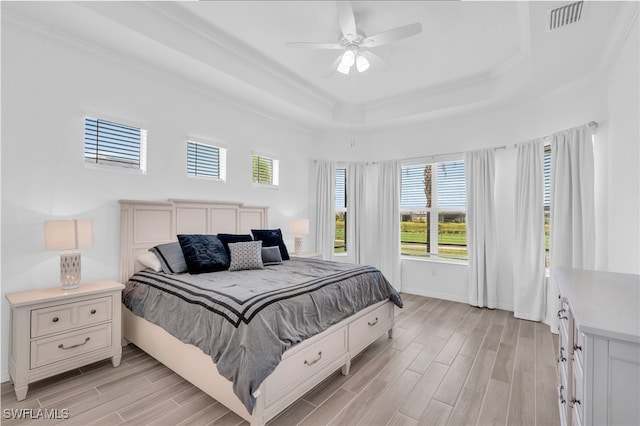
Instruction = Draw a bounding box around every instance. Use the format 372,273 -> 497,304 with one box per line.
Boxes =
605,17 -> 640,274
1,29 -> 312,381
311,75 -> 610,310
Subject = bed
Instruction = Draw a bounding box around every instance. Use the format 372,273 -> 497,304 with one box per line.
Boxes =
119,199 -> 401,425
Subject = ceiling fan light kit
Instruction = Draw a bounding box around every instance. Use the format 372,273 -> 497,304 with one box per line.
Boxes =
356,54 -> 370,72
286,1 -> 422,76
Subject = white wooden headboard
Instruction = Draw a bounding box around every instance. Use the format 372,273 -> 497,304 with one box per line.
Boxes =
119,199 -> 268,283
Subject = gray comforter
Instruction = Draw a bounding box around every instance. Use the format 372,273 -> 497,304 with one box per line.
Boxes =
122,258 -> 402,413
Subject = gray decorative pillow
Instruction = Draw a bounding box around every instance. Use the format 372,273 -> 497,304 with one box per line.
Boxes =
228,241 -> 264,272
149,242 -> 188,274
262,246 -> 283,265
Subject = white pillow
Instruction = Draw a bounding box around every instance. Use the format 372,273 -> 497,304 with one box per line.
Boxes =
137,251 -> 162,272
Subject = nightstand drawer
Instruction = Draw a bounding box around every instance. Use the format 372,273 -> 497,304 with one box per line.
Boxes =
30,323 -> 112,369
31,296 -> 112,338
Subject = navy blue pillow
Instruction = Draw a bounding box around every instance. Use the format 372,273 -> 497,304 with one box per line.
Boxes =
177,234 -> 230,274
251,229 -> 290,261
217,234 -> 253,256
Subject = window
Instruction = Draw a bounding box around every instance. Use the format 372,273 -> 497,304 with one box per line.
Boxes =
84,116 -> 147,172
252,155 -> 279,186
335,167 -> 346,253
544,144 -> 551,267
400,160 -> 467,260
187,141 -> 227,181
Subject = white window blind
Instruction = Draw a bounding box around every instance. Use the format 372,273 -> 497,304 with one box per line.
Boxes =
187,141 -> 226,180
401,165 -> 430,209
544,144 -> 551,207
252,155 -> 279,186
335,168 -> 346,209
84,116 -> 146,171
438,161 -> 466,210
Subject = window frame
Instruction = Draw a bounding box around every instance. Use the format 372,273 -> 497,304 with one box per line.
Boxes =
544,142 -> 551,268
400,157 -> 467,263
186,139 -> 227,182
334,166 -> 347,255
83,114 -> 147,174
251,153 -> 279,188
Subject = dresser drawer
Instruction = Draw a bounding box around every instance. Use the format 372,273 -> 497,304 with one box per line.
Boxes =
265,326 -> 347,405
30,323 -> 112,369
349,302 -> 392,351
31,296 -> 112,338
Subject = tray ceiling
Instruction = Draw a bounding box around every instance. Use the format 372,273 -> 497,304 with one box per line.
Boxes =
1,1 -> 628,130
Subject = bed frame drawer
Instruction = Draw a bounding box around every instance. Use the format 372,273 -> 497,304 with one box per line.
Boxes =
349,302 -> 393,353
265,325 -> 348,406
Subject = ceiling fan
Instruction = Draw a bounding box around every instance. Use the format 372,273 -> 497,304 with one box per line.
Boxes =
286,2 -> 422,75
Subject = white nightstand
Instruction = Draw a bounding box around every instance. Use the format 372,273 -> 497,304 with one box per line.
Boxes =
5,280 -> 125,401
290,252 -> 322,259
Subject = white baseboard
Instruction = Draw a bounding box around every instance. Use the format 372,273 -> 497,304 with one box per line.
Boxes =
401,287 -> 514,312
401,287 -> 468,304
1,369 -> 10,383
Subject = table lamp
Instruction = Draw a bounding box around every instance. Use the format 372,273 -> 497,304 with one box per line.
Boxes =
291,218 -> 309,255
44,219 -> 93,289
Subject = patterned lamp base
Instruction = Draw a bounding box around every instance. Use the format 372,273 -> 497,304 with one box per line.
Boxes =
294,236 -> 303,254
60,252 -> 81,290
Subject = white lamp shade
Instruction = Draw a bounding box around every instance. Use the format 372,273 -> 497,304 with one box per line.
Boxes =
356,54 -> 370,72
45,219 -> 93,251
340,50 -> 356,67
291,218 -> 310,236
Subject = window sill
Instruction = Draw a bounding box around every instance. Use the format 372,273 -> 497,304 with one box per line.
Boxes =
188,175 -> 225,183
85,162 -> 146,175
253,183 -> 279,190
401,256 -> 468,266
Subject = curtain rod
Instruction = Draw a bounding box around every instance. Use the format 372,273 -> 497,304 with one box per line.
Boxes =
514,120 -> 599,147
314,121 -> 598,164
402,145 -> 506,163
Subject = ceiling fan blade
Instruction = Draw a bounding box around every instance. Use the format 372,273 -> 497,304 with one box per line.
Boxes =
285,42 -> 344,49
336,1 -> 357,39
363,22 -> 422,47
361,50 -> 391,68
323,55 -> 344,78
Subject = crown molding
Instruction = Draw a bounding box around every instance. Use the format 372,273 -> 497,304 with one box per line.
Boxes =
598,1 -> 639,74
120,2 -> 338,110
1,9 -> 315,135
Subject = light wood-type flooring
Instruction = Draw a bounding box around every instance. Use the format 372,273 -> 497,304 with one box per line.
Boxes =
1,294 -> 560,425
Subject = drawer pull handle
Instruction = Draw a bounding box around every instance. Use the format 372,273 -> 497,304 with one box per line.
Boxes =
573,344 -> 582,352
58,337 -> 90,350
91,309 -> 97,315
304,351 -> 322,367
368,317 -> 379,327
52,317 -> 59,323
571,398 -> 581,406
557,308 -> 565,318
559,385 -> 566,404
558,347 -> 566,362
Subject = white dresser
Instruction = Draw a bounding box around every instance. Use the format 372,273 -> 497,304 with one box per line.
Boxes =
6,280 -> 124,401
555,268 -> 640,426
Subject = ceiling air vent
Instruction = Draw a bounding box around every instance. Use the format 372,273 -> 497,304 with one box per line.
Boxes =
548,1 -> 584,31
